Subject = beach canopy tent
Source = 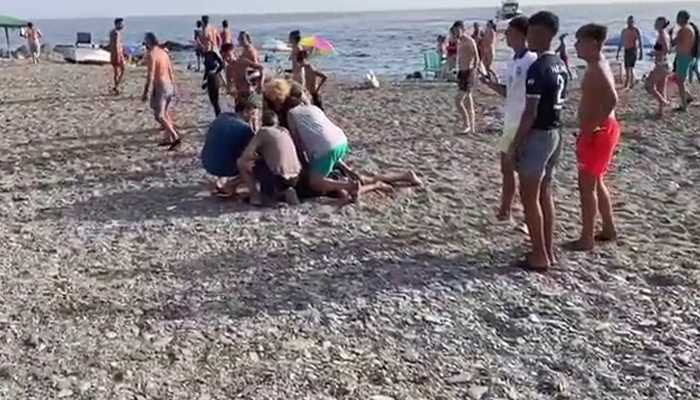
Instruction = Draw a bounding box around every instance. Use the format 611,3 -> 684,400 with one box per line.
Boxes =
0,14 -> 29,53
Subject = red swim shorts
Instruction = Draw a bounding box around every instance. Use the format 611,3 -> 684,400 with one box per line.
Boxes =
576,116 -> 620,178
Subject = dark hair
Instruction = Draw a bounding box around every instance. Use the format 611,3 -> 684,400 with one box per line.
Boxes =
201,15 -> 209,24
221,43 -> 234,53
452,20 -> 464,30
27,22 -> 34,28
114,18 -> 124,25
222,20 -> 229,28
196,20 -> 202,28
289,30 -> 301,43
437,34 -> 446,42
508,16 -> 529,35
678,10 -> 690,22
576,23 -> 608,44
528,11 -> 560,36
144,32 -> 159,46
296,49 -> 309,63
262,110 -> 278,127
235,97 -> 259,113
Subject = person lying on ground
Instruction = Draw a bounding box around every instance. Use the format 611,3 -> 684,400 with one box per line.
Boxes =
200,98 -> 258,197
237,110 -> 303,206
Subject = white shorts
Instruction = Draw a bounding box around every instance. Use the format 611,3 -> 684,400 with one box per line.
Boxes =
499,124 -> 518,153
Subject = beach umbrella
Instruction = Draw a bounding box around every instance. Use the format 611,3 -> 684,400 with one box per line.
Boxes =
0,14 -> 28,54
299,36 -> 336,56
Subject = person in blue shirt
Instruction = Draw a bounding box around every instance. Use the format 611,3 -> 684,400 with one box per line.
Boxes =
201,98 -> 258,197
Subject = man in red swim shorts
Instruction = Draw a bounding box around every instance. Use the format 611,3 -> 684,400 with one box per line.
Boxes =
569,23 -> 620,251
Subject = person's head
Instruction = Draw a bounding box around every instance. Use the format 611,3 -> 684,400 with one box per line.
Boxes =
222,20 -> 229,28
487,20 -> 496,30
234,98 -> 259,122
452,21 -> 465,36
473,22 -> 480,30
261,110 -> 279,127
505,16 -> 528,51
575,23 -> 607,61
626,15 -> 635,28
263,78 -> 293,111
201,15 -> 209,26
196,20 -> 202,28
27,22 -> 34,28
296,49 -> 310,66
655,16 -> 671,31
677,10 -> 690,26
221,42 -> 235,61
527,11 -> 560,52
437,34 -> 446,44
238,31 -> 252,46
289,30 -> 301,45
114,18 -> 124,30
143,32 -> 159,49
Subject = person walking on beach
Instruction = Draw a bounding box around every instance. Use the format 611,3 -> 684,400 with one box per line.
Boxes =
232,31 -> 265,129
453,20 -> 479,133
508,11 -> 568,271
481,20 -> 497,76
616,15 -> 643,89
193,20 -> 205,72
220,20 -> 233,49
201,15 -> 219,52
141,32 -> 180,150
202,45 -> 225,116
481,16 -> 537,222
569,23 -> 619,251
646,17 -> 671,117
20,22 -> 42,64
108,18 -> 126,94
671,10 -> 695,111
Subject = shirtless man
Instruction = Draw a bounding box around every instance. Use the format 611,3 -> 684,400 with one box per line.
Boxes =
569,23 -> 619,251
232,31 -> 265,129
221,43 -> 237,95
220,20 -> 233,49
108,18 -> 126,94
21,22 -> 42,64
672,10 -> 695,111
453,20 -> 480,133
481,20 -> 497,76
288,30 -> 303,84
615,16 -> 643,89
193,20 -> 204,72
141,32 -> 180,150
201,15 -> 219,52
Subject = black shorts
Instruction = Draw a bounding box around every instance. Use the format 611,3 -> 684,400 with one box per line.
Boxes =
623,48 -> 637,68
457,69 -> 474,92
254,159 -> 298,196
311,91 -> 324,110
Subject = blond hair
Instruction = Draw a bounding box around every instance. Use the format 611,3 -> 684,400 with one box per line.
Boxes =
263,78 -> 292,108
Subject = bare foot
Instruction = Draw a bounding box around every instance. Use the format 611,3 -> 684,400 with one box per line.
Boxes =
515,223 -> 528,235
347,180 -> 361,203
496,209 -> 511,222
564,238 -> 595,252
376,181 -> 395,193
403,170 -> 423,187
595,231 -> 618,243
460,125 -> 472,134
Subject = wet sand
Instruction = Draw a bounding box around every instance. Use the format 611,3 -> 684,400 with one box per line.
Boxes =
1,61 -> 699,399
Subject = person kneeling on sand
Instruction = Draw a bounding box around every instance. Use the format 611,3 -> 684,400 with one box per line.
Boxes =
201,98 -> 258,197
237,110 -> 302,206
567,23 -> 619,251
142,32 -> 181,150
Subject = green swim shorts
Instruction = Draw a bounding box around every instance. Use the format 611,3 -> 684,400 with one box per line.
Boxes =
310,142 -> 349,177
676,54 -> 696,81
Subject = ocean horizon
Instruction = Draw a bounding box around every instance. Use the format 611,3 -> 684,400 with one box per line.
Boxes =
7,2 -> 700,77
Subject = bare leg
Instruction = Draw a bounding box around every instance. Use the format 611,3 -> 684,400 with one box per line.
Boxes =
309,175 -> 361,202
156,103 -> 179,146
678,80 -> 688,110
595,178 -> 617,240
498,152 -> 516,220
466,91 -> 476,132
237,161 -> 260,204
568,169 -> 597,251
539,178 -> 556,263
520,177 -> 549,268
454,92 -> 470,133
361,170 -> 422,187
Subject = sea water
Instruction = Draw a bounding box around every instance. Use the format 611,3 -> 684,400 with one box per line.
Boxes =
15,2 -> 700,79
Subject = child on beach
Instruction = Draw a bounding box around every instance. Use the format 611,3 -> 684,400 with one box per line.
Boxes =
201,46 -> 225,116
569,23 -> 619,251
237,111 -> 302,206
297,50 -> 328,110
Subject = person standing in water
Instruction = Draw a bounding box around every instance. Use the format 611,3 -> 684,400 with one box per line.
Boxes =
20,22 -> 42,64
671,10 -> 695,111
569,23 -> 619,251
453,20 -> 479,133
108,18 -> 126,94
615,15 -> 643,89
141,32 -> 180,150
481,20 -> 496,76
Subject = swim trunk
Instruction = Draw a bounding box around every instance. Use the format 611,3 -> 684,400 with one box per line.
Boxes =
515,129 -> 562,180
499,124 -> 518,153
28,42 -> 40,56
150,82 -> 175,116
310,141 -> 349,177
675,54 -> 695,81
457,69 -> 474,92
576,116 -> 620,178
254,159 -> 299,196
623,48 -> 637,68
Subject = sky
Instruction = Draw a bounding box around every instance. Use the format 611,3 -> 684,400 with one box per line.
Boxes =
2,0 -> 675,20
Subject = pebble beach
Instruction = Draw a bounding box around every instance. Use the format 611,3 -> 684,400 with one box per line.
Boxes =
1,60 -> 700,399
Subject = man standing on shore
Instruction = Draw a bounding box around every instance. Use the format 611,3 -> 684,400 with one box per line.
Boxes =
220,20 -> 233,49
108,18 -> 126,94
615,15 -> 642,89
142,32 -> 181,150
453,20 -> 479,133
671,10 -> 695,111
508,11 -> 568,271
201,16 -> 219,52
20,22 -> 42,64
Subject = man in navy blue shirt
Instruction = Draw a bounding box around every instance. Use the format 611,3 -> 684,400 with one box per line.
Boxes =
506,10 -> 568,271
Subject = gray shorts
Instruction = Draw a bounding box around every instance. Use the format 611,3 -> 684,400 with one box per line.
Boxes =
150,82 -> 175,115
28,42 -> 40,55
515,129 -> 562,180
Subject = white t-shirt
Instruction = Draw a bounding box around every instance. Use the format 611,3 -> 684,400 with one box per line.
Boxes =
504,50 -> 538,126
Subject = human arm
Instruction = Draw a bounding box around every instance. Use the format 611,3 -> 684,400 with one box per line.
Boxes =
508,63 -> 542,155
238,134 -> 262,172
213,51 -> 225,75
471,39 -> 481,70
481,76 -> 506,97
581,68 -> 617,136
141,54 -> 153,101
336,159 -> 362,181
616,30 -> 623,59
636,28 -> 643,59
313,68 -> 328,91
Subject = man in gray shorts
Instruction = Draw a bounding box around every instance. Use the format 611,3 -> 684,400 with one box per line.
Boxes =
506,10 -> 568,272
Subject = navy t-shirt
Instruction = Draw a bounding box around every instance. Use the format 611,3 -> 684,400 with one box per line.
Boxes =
201,113 -> 254,177
525,52 -> 569,130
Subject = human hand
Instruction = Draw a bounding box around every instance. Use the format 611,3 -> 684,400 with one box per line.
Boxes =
241,159 -> 255,173
505,144 -> 517,163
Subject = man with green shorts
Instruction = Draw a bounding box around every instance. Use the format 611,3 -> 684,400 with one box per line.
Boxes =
673,10 -> 696,111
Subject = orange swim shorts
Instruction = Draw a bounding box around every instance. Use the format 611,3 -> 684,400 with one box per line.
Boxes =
576,116 -> 620,178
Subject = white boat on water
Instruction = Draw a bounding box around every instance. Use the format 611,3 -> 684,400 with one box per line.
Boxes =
495,0 -> 524,31
55,32 -> 111,65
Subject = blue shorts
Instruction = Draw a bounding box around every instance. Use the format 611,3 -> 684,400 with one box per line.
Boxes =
515,129 -> 562,180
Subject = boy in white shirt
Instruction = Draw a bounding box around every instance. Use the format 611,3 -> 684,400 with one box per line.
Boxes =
481,16 -> 538,221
